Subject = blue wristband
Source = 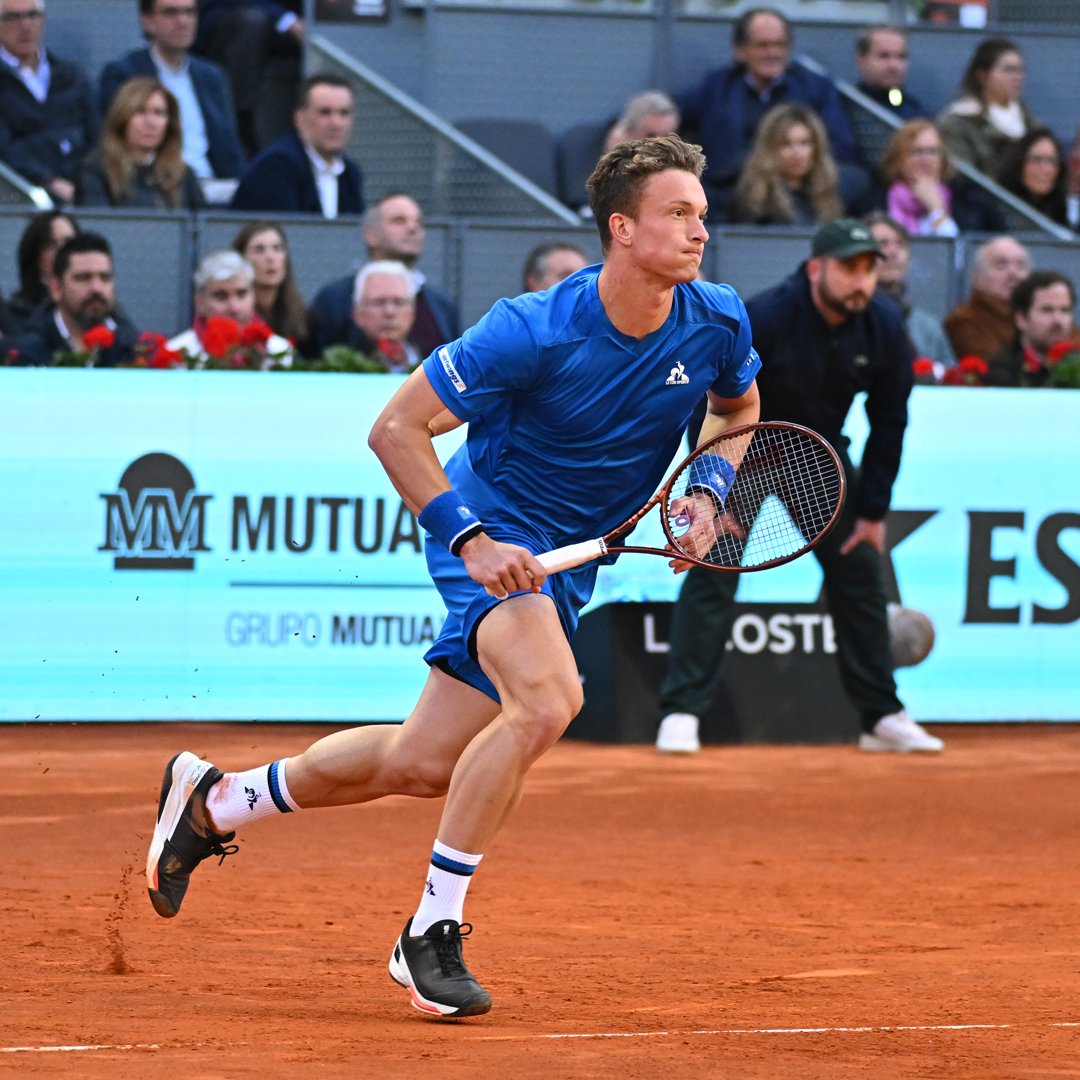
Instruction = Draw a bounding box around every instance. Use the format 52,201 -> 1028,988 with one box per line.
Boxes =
686,453 -> 736,510
417,490 -> 484,555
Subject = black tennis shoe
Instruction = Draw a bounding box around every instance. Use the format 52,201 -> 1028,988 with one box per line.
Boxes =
388,917 -> 493,1018
146,751 -> 238,918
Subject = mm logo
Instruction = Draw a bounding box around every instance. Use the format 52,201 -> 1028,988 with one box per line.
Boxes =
99,453 -> 213,570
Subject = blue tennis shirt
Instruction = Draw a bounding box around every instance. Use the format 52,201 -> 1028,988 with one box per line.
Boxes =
423,265 -> 760,552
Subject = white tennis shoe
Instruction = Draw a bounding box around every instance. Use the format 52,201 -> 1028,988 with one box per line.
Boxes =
656,712 -> 701,754
859,711 -> 944,754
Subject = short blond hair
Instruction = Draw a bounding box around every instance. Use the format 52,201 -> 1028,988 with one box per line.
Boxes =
587,134 -> 705,252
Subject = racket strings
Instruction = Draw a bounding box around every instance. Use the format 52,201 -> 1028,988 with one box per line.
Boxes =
667,427 -> 843,569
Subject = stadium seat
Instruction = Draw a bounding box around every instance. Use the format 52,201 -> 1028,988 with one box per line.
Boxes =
556,121 -> 607,211
455,118 -> 560,197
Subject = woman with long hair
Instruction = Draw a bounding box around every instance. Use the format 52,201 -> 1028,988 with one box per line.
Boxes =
732,104 -> 844,226
879,120 -> 1005,235
76,77 -> 204,209
6,210 -> 80,329
997,127 -> 1071,230
231,221 -> 312,354
937,37 -> 1041,178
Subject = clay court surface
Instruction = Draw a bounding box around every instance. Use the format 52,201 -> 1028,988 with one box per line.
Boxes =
3,722 -> 1080,1078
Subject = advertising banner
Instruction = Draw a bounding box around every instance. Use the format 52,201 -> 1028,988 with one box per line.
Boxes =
1,372 -> 1077,723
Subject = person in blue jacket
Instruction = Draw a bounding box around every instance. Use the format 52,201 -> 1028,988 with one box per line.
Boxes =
676,7 -> 859,214
231,73 -> 364,217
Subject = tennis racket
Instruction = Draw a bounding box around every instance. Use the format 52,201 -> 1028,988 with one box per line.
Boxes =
536,421 -> 845,574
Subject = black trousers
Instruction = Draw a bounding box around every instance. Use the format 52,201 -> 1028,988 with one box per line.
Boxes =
657,455 -> 903,734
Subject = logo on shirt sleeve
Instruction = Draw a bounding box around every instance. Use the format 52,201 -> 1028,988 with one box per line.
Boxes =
438,346 -> 467,392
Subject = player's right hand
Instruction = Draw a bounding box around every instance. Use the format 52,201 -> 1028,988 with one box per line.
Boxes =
460,533 -> 547,598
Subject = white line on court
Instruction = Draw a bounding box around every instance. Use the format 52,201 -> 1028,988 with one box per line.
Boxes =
0,1043 -> 160,1054
478,1021 -> 1080,1041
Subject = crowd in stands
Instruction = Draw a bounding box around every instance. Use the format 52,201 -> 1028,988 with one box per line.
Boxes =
0,0 -> 1079,388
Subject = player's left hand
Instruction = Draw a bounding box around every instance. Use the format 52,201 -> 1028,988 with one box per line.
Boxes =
839,517 -> 885,555
666,500 -> 745,573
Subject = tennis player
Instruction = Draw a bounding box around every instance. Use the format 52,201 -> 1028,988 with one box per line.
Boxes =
146,134 -> 761,1018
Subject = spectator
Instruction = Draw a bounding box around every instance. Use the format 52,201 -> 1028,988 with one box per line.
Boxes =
0,0 -> 96,204
231,73 -> 363,217
350,260 -> 420,373
309,192 -> 457,356
864,211 -> 956,370
987,270 -> 1080,388
6,209 -> 79,330
878,119 -> 1004,236
522,241 -> 589,293
232,220 -> 312,355
99,0 -> 243,194
603,91 -> 680,153
194,0 -> 304,157
6,233 -> 140,365
997,127 -> 1071,231
937,38 -> 1041,178
676,7 -> 857,211
167,249 -> 295,367
732,103 -> 844,226
853,25 -> 928,120
76,78 -> 205,209
655,219 -> 941,756
944,235 -> 1031,361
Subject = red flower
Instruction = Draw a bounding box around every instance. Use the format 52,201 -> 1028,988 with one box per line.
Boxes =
239,321 -> 272,348
377,337 -> 407,366
202,316 -> 241,358
1047,339 -> 1080,365
943,355 -> 988,387
151,347 -> 183,369
82,325 -> 116,351
912,357 -> 936,377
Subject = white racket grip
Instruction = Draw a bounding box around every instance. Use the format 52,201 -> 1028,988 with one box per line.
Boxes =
536,538 -> 608,574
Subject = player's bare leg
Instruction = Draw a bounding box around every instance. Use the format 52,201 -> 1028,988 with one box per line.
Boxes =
147,668 -> 500,919
388,592 -> 583,1017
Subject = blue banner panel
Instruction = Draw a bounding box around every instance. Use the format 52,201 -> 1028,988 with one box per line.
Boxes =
0,371 -> 464,721
1,373 -> 1078,722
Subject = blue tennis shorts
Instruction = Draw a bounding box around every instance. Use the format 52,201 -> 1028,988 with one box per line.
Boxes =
422,521 -> 598,703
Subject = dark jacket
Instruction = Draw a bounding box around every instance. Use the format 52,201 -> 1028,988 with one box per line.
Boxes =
6,304 -> 141,367
745,267 -> 913,522
98,48 -> 244,179
231,130 -> 365,216
0,51 -> 97,187
198,0 -> 295,36
986,334 -> 1080,388
677,61 -> 857,192
854,81 -> 929,121
75,157 -> 206,210
309,272 -> 460,358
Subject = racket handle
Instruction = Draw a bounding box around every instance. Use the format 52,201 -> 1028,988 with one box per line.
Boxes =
536,539 -> 607,574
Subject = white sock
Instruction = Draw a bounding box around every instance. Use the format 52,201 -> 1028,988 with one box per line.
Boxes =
411,839 -> 483,936
205,758 -> 300,833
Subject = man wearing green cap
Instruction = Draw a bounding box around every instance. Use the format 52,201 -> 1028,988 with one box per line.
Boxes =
656,218 -> 944,755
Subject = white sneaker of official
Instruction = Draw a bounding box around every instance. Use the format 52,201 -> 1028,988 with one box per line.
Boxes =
656,713 -> 701,754
858,711 -> 944,753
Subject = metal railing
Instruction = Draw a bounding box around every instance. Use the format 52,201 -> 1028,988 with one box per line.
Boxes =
307,35 -> 582,226
0,159 -> 53,209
